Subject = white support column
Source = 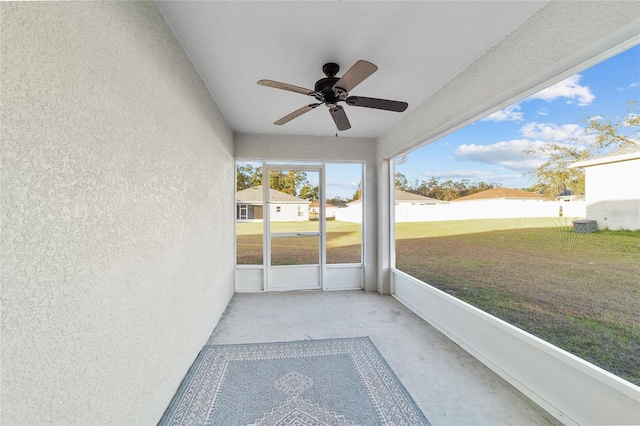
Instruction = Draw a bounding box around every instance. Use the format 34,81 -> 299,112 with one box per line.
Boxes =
377,159 -> 392,294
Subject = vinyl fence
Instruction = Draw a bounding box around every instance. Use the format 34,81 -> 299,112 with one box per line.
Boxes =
336,199 -> 586,223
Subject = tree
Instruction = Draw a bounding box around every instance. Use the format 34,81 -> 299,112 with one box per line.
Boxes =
236,164 -> 262,191
525,101 -> 639,198
268,170 -> 309,196
393,173 -> 501,200
299,184 -> 319,201
326,196 -> 347,206
524,142 -> 589,197
350,182 -> 362,201
236,165 -> 311,197
395,172 -> 410,191
586,101 -> 639,148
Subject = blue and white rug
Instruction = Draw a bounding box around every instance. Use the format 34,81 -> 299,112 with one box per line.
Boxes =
160,337 -> 430,426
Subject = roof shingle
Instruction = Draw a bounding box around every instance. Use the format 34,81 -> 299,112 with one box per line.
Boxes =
236,185 -> 310,204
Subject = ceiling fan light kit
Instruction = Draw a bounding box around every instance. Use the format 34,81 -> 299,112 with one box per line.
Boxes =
257,60 -> 408,131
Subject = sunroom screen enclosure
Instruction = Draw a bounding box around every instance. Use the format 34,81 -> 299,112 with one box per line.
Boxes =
236,162 -> 364,292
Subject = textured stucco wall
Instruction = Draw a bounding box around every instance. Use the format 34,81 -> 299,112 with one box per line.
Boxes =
1,2 -> 235,424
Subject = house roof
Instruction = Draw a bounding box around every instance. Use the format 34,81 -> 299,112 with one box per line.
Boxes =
236,186 -> 310,204
571,143 -> 640,168
454,188 -> 545,201
394,190 -> 439,204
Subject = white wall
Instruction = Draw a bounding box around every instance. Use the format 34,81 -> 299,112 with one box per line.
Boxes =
396,199 -> 586,222
1,3 -> 235,425
311,206 -> 339,218
585,159 -> 640,230
270,203 -> 309,222
335,202 -> 364,223
336,199 -> 586,223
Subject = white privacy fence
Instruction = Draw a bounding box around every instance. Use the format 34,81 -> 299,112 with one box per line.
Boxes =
336,199 -> 587,223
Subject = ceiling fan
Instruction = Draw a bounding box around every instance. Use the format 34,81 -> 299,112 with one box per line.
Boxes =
257,60 -> 408,131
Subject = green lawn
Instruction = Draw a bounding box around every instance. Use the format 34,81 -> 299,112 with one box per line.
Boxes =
236,221 -> 362,265
395,218 -> 640,386
236,218 -> 640,385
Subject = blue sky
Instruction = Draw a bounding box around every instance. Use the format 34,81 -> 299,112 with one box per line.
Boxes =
396,44 -> 640,190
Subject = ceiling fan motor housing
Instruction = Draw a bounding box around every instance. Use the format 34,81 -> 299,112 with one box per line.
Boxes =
315,63 -> 348,107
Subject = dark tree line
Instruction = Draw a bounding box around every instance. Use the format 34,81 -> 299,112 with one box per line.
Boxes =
395,173 -> 502,201
325,185 -> 361,206
239,164 -> 498,203
240,164 -> 506,203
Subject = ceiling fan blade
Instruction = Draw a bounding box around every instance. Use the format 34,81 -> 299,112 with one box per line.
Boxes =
329,106 -> 351,131
345,96 -> 408,112
274,103 -> 321,125
333,60 -> 378,93
258,80 -> 316,97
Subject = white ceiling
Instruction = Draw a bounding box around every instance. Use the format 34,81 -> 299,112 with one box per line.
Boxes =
157,1 -> 548,138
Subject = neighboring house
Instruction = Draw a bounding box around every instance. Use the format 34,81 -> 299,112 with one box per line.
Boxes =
454,187 -> 545,201
394,190 -> 441,205
309,201 -> 339,218
236,186 -> 311,222
571,144 -> 640,231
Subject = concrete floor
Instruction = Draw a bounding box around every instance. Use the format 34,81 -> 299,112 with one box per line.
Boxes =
207,290 -> 561,426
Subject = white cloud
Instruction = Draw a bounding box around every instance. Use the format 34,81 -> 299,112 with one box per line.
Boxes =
327,181 -> 358,190
482,103 -> 523,122
422,169 -> 522,182
451,120 -> 595,172
328,181 -> 353,186
454,139 -> 546,171
520,122 -> 585,141
624,113 -> 639,127
617,82 -> 639,91
479,74 -> 593,124
527,74 -> 595,106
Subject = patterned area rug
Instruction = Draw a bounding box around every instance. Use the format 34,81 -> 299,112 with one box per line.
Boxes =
160,337 -> 430,426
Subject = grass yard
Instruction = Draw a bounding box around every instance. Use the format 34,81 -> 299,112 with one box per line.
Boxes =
236,221 -> 362,265
396,218 -> 640,386
236,218 -> 640,385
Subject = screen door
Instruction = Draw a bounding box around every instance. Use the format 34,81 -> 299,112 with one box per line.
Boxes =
265,165 -> 324,291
